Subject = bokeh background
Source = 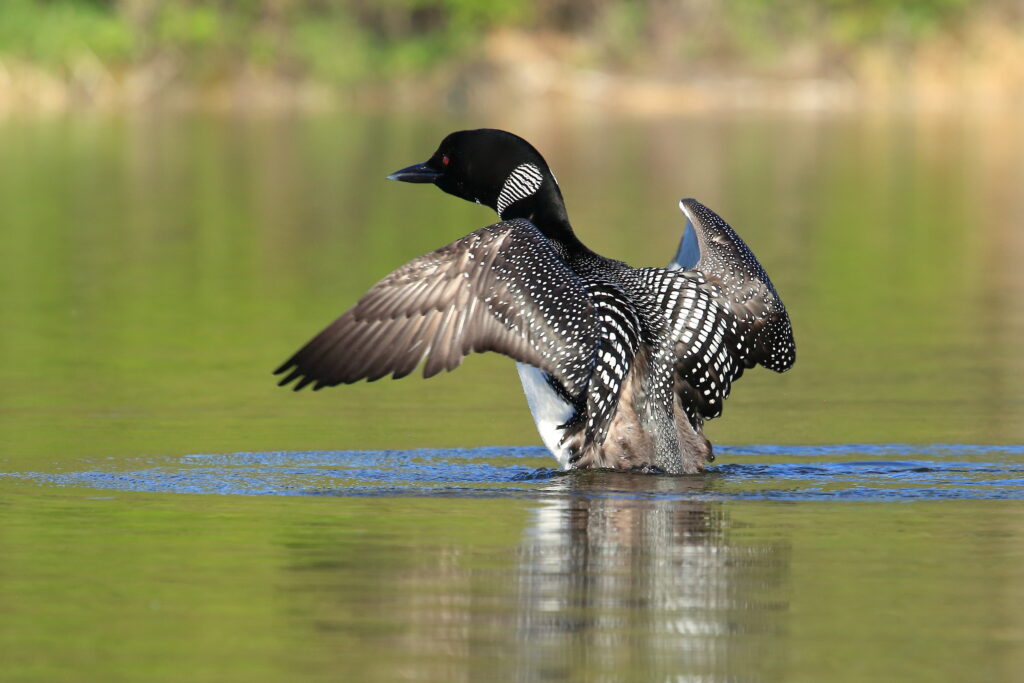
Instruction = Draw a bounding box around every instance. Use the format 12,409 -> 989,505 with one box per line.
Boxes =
2,3 -> 1024,682
1,0 -> 1023,112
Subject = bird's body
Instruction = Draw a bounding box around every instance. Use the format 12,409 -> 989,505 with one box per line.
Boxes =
276,130 -> 795,473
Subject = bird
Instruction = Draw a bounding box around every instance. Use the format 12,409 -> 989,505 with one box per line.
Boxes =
275,129 -> 795,474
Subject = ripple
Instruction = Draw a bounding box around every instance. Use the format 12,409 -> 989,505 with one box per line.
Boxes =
3,444 -> 1024,501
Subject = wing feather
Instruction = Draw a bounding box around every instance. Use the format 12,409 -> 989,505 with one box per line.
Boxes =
676,198 -> 795,373
647,199 -> 796,426
275,219 -> 599,395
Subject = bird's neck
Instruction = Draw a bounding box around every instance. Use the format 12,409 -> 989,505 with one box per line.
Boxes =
503,184 -> 590,256
527,208 -> 588,256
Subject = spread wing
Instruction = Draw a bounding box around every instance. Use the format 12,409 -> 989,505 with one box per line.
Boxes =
674,198 -> 795,373
650,198 -> 796,425
275,219 -> 599,394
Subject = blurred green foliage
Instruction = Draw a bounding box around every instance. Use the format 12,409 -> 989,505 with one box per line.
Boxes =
0,0 -> 1005,82
0,0 -> 533,80
0,0 -> 134,67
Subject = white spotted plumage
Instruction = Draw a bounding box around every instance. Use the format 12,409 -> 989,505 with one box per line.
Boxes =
279,130 -> 794,474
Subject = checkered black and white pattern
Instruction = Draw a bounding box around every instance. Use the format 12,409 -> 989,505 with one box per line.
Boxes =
278,125 -> 795,473
578,279 -> 643,444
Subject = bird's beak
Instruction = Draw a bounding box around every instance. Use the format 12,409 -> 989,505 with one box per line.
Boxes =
386,161 -> 441,183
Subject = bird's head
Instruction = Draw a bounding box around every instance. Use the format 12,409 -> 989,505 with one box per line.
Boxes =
387,129 -> 567,225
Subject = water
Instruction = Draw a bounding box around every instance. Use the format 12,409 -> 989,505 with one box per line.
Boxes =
2,111 -> 1024,681
7,444 -> 1024,500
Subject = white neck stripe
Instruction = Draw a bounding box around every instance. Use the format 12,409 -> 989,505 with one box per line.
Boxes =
497,163 -> 543,217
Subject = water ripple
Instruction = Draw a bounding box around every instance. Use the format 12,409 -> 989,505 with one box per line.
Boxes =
3,443 -> 1024,501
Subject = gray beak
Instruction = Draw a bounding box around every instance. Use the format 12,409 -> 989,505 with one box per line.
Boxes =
386,161 -> 441,183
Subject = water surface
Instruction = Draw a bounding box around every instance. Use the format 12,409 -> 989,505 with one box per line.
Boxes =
7,443 -> 1024,501
1,111 -> 1023,681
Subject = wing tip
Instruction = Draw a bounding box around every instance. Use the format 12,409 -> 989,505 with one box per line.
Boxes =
275,363 -> 325,391
274,366 -> 302,390
678,197 -> 702,217
276,371 -> 339,391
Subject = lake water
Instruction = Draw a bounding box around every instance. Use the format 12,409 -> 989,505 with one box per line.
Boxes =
2,110 -> 1023,681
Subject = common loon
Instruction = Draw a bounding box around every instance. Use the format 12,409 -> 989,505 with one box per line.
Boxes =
275,129 -> 795,473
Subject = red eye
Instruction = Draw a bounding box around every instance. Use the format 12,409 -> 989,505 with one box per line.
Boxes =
441,155 -> 450,167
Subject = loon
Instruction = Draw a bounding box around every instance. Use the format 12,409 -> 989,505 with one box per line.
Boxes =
275,129 -> 795,474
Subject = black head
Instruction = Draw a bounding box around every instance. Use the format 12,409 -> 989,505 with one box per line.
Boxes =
387,129 -> 570,230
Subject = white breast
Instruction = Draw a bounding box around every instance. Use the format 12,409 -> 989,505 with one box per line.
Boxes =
515,363 -> 575,469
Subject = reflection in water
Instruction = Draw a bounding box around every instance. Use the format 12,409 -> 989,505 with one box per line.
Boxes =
515,474 -> 789,681
275,472 -> 791,681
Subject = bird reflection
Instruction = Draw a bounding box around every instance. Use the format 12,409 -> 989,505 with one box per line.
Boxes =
515,472 -> 789,681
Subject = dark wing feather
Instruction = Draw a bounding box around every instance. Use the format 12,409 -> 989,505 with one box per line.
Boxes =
638,270 -> 742,425
580,279 -> 643,445
675,198 -> 795,373
275,219 -> 598,395
644,199 -> 796,426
